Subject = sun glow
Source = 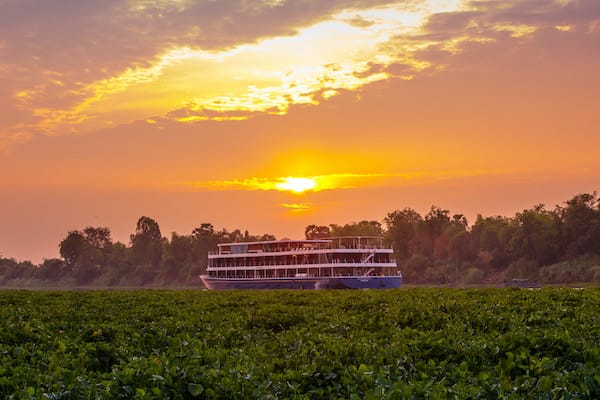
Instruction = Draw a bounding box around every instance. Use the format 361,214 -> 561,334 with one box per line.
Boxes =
184,169 -> 518,194
275,177 -> 317,193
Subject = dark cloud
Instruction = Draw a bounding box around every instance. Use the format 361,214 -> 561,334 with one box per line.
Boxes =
423,11 -> 482,34
0,0 -> 400,143
0,0 -> 397,80
424,0 -> 600,36
392,0 -> 600,76
2,0 -> 597,87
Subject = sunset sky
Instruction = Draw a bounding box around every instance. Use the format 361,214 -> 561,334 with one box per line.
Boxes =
1,0 -> 599,262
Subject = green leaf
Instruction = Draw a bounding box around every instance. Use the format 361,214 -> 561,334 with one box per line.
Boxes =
188,383 -> 204,397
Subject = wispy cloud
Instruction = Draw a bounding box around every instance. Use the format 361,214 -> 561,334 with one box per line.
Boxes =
181,169 -> 516,193
281,203 -> 312,211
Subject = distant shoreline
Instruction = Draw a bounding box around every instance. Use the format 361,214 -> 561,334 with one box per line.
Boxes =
2,283 -> 598,291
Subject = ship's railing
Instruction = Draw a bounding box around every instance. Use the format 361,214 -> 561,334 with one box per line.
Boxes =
207,263 -> 397,273
210,246 -> 392,256
210,258 -> 395,267
206,265 -> 401,279
209,240 -> 393,255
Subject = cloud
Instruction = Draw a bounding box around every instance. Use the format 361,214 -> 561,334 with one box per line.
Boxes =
344,14 -> 377,28
180,170 -> 518,194
0,0 -> 449,145
1,0 -> 600,147
281,203 -> 312,211
423,0 -> 600,38
165,107 -> 258,122
1,0 -> 401,83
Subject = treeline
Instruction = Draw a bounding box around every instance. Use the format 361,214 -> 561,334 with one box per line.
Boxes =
382,192 -> 600,284
0,219 -> 275,287
306,192 -> 600,284
1,192 -> 600,287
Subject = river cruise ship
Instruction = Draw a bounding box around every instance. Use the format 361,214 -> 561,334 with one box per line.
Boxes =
200,236 -> 402,289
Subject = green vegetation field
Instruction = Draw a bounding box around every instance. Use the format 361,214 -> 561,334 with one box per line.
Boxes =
1,289 -> 599,399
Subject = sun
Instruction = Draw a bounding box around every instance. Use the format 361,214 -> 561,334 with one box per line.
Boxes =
275,177 -> 317,193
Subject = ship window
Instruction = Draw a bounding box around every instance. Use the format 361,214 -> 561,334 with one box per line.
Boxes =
231,244 -> 248,254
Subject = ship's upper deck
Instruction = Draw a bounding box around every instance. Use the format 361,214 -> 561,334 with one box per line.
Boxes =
215,236 -> 388,255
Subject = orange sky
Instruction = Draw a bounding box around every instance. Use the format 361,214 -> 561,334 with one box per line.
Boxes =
1,0 -> 599,262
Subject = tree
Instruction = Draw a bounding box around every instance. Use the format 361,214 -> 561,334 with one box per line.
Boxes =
329,220 -> 383,237
169,232 -> 192,264
561,192 -> 600,257
470,215 -> 514,269
192,223 -> 215,240
0,257 -> 37,282
423,206 -> 451,238
130,216 -> 163,268
82,227 -> 112,250
305,225 -> 331,239
446,215 -> 471,263
419,206 -> 452,258
259,233 -> 276,241
59,227 -> 114,269
510,205 -> 562,267
431,216 -> 471,282
191,223 -> 219,275
36,258 -> 66,281
384,208 -> 422,261
59,231 -> 88,268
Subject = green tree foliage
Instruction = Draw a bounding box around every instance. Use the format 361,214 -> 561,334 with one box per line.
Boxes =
509,205 -> 562,267
470,215 -> 514,269
422,206 -> 452,258
305,224 -> 331,239
58,226 -> 116,284
380,193 -> 600,284
59,231 -> 88,267
130,216 -> 163,269
329,220 -> 383,237
384,207 -> 472,282
83,226 -> 112,250
0,257 -> 37,284
60,227 -> 113,268
169,233 -> 192,265
560,192 -> 600,257
35,258 -> 65,281
191,223 -> 219,274
4,192 -> 600,286
538,255 -> 600,283
384,208 -> 422,260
